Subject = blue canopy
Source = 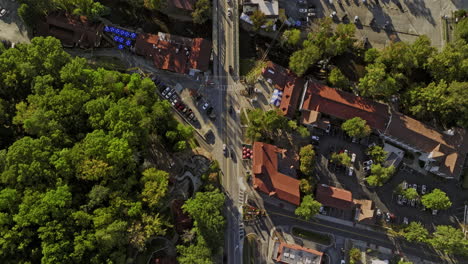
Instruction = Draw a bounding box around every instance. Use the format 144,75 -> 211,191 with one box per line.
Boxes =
104,26 -> 110,32
124,32 -> 130,38
125,40 -> 132,46
295,21 -> 301,27
130,33 -> 137,39
113,36 -> 119,41
118,44 -> 124,50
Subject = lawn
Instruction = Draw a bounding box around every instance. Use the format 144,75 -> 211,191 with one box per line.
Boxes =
291,227 -> 332,245
240,58 -> 257,77
243,234 -> 257,264
88,56 -> 128,72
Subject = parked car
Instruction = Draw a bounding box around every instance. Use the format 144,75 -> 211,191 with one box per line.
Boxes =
363,160 -> 373,166
376,209 -> 382,217
351,153 -> 356,163
432,209 -> 438,215
397,195 -> 403,205
0,8 -> 7,17
348,167 -> 354,176
402,196 -> 407,205
403,217 -> 409,225
311,135 -> 320,141
363,165 -> 371,172
344,149 -> 348,155
421,185 -> 427,194
410,199 -> 416,207
162,87 -> 171,96
412,184 -> 418,191
319,206 -> 326,215
299,8 -> 307,13
202,102 -> 209,110
385,212 -> 391,222
402,181 -> 408,190
325,124 -> 331,134
223,144 -> 227,155
227,8 -> 232,17
164,90 -> 174,99
352,137 -> 358,143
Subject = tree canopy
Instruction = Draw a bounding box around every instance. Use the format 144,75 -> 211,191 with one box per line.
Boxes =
341,117 -> 371,138
421,189 -> 452,210
299,145 -> 316,176
366,145 -> 387,164
366,164 -> 395,187
429,225 -> 468,256
400,222 -> 428,243
294,195 -> 321,220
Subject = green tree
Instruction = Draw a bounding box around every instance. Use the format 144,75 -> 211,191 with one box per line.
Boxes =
366,164 -> 395,187
140,168 -> 169,209
358,63 -> 400,98
282,29 -> 302,47
177,234 -> 213,264
429,225 -> 468,255
402,188 -> 418,200
289,45 -> 322,76
299,179 -> 312,194
401,222 -> 428,243
328,68 -> 350,90
421,189 -> 452,210
366,145 -> 387,164
294,195 -> 321,220
182,190 -> 225,248
192,0 -> 211,24
299,144 -> 315,176
246,109 -> 289,141
427,40 -> 468,82
364,48 -> 380,63
349,248 -> 361,264
454,18 -> 468,42
341,117 -> 371,138
251,10 -> 267,31
410,35 -> 436,68
331,152 -> 351,167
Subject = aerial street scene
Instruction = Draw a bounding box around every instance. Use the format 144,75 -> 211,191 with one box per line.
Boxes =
1,0 -> 468,263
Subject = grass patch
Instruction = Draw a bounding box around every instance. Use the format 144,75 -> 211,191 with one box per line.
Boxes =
88,56 -> 128,72
291,227 -> 331,245
188,138 -> 199,150
240,58 -> 257,76
243,234 -> 257,264
240,108 -> 250,126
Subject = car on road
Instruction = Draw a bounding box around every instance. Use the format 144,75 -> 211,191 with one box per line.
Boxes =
223,144 -> 227,155
351,153 -> 356,163
319,206 -> 326,215
363,160 -> 373,166
227,8 -> 232,17
202,102 -> 209,110
421,185 -> 427,194
385,212 -> 391,222
348,166 -> 354,176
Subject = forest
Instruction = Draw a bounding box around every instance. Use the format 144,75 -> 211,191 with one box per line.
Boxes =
0,37 -> 223,264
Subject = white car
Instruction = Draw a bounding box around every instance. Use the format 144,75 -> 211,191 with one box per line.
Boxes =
0,9 -> 7,17
348,166 -> 354,176
351,153 -> 356,163
319,206 -> 326,215
403,217 -> 409,225
363,165 -> 371,172
376,209 -> 382,217
202,102 -> 209,110
311,135 -> 320,141
432,209 -> 438,215
344,149 -> 348,155
363,160 -> 373,166
341,260 -> 345,264
421,185 -> 427,194
402,181 -> 408,189
299,8 -> 307,13
227,8 -> 232,17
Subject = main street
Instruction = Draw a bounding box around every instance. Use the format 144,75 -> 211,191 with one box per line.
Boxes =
211,0 -> 243,263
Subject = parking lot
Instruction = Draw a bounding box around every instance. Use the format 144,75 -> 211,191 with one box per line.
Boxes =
0,0 -> 30,44
313,124 -> 468,229
280,0 -> 468,49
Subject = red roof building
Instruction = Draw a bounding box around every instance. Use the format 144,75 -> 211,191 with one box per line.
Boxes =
273,242 -> 323,264
135,32 -> 212,74
252,142 -> 300,205
315,184 -> 354,210
36,13 -> 104,48
299,82 -> 389,131
262,61 -> 306,118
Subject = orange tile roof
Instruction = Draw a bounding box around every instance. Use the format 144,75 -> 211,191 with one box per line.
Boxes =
353,199 -> 375,223
252,142 -> 300,205
315,184 -> 354,210
301,82 -> 389,130
275,242 -> 323,264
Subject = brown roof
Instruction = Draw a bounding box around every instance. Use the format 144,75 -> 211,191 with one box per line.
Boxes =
301,82 -> 389,131
353,199 -> 375,223
275,242 -> 323,264
170,0 -> 196,10
36,13 -> 104,48
262,62 -> 306,118
135,33 -> 211,74
252,142 -> 300,205
385,111 -> 468,177
315,184 -> 354,210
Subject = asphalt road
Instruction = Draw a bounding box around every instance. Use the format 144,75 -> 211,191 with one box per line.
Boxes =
264,202 -> 468,264
211,0 -> 243,263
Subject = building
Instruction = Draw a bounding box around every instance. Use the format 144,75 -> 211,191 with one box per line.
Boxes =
353,199 -> 375,224
262,62 -> 306,118
272,242 -> 323,264
135,32 -> 212,75
382,112 -> 468,179
36,13 -> 104,48
315,184 -> 354,210
252,142 -> 300,205
299,82 -> 389,131
298,81 -> 467,180
243,0 -> 279,23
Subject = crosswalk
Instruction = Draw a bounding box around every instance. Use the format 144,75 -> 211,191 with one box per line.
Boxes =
238,190 -> 245,241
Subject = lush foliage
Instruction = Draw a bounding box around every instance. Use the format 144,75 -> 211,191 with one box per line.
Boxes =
429,225 -> 468,256
299,179 -> 312,194
299,145 -> 316,176
402,188 -> 419,200
400,222 -> 428,243
282,29 -> 302,47
246,109 -> 289,141
454,18 -> 468,42
192,0 -> 212,24
330,152 -> 351,167
366,164 -> 395,187
328,68 -> 350,90
341,117 -> 371,138
421,189 -> 452,210
0,37 -> 195,263
251,10 -> 267,31
349,248 -> 361,264
294,195 -> 321,220
366,145 -> 387,164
